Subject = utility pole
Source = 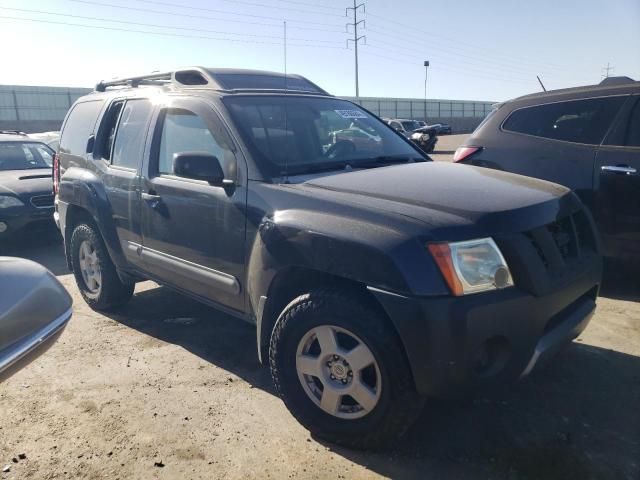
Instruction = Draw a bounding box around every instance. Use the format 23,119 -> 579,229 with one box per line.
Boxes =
423,60 -> 429,122
346,1 -> 366,98
602,62 -> 614,79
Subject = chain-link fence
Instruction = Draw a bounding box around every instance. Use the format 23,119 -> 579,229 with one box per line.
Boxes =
342,96 -> 495,133
0,85 -> 91,132
1,84 -> 495,134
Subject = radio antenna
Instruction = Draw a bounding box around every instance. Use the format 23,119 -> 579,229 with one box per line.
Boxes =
536,75 -> 547,92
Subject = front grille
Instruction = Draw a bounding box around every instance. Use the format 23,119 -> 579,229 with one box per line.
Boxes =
525,210 -> 596,271
495,208 -> 599,297
30,194 -> 54,208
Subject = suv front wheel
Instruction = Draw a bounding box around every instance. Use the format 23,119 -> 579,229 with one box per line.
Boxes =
70,223 -> 134,311
269,288 -> 425,450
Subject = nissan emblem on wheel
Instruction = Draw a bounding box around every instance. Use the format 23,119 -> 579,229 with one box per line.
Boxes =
54,67 -> 602,449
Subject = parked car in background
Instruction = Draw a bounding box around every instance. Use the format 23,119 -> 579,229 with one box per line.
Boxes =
385,118 -> 422,137
428,123 -> 452,135
56,67 -> 601,449
0,131 -> 56,240
383,119 -> 438,152
0,257 -> 72,382
329,127 -> 383,156
455,77 -> 639,261
29,131 -> 60,144
29,131 -> 60,151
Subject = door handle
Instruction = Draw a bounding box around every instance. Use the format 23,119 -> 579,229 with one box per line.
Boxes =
141,192 -> 161,201
601,165 -> 637,175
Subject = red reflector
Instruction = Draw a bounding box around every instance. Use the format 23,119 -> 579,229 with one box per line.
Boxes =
453,146 -> 481,163
53,153 -> 59,194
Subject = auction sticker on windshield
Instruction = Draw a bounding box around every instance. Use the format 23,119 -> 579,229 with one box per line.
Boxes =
335,109 -> 368,119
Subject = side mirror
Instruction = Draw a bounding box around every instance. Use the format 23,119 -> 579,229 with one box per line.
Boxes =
0,258 -> 72,382
173,152 -> 226,185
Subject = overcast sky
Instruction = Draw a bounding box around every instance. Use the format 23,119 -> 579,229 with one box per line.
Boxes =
1,0 -> 638,101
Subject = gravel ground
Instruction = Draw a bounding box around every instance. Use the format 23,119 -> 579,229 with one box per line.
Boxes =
1,136 -> 638,479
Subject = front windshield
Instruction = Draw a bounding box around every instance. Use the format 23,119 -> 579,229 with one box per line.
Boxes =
224,96 -> 424,176
0,142 -> 53,171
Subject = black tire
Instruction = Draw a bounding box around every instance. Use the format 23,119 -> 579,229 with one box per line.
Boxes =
269,288 -> 425,450
70,223 -> 134,311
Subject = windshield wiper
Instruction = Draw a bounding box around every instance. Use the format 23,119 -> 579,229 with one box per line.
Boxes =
350,155 -> 425,168
284,161 -> 350,175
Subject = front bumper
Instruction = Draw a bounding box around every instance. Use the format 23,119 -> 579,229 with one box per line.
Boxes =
369,258 -> 601,397
0,205 -> 55,238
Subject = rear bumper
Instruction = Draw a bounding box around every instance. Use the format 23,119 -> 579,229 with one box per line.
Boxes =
369,258 -> 601,397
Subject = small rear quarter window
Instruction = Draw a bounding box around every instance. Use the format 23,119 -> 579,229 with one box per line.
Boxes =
59,100 -> 104,156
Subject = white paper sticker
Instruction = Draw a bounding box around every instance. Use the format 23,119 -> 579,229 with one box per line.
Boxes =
334,109 -> 368,119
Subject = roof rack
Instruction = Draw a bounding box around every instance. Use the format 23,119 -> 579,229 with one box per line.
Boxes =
0,130 -> 28,136
95,67 -> 216,92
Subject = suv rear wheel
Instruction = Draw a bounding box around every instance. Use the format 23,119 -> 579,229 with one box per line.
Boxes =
269,288 -> 425,450
70,223 -> 134,311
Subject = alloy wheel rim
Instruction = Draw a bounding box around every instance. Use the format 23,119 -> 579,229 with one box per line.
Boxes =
78,239 -> 102,295
296,325 -> 382,420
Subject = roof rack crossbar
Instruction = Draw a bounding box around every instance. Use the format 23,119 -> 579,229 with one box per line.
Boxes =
0,130 -> 28,136
95,67 -> 217,92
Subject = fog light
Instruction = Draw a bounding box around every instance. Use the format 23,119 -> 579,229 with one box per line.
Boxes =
0,222 -> 7,233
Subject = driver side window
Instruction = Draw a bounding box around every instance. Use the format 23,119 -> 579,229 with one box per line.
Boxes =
156,109 -> 235,177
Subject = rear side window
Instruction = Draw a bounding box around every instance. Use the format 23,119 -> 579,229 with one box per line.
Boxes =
112,99 -> 153,169
502,96 -> 627,145
59,101 -> 103,155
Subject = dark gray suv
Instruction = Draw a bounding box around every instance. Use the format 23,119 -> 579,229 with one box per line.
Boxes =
54,67 -> 602,449
455,77 -> 640,261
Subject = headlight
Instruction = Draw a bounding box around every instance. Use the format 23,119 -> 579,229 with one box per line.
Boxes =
428,238 -> 513,296
0,195 -> 25,208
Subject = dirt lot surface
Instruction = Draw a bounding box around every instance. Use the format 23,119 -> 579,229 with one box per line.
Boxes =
1,136 -> 639,479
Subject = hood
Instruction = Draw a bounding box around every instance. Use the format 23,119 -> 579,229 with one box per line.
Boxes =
293,162 -> 577,240
0,169 -> 53,199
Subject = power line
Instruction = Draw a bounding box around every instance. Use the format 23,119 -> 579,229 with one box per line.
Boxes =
364,45 -> 535,84
364,31 -> 548,79
0,7 -> 343,43
365,10 -> 565,70
133,0 -> 344,17
0,15 -> 347,48
238,0 -> 338,11
365,25 -> 570,79
358,49 -> 535,87
67,0 -> 344,28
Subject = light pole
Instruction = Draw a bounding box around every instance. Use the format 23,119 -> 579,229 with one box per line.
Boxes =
423,60 -> 429,122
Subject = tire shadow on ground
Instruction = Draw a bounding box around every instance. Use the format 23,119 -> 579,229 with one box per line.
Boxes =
104,285 -> 275,394
324,343 -> 639,480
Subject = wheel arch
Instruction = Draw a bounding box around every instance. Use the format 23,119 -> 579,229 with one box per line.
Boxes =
257,267 -> 414,390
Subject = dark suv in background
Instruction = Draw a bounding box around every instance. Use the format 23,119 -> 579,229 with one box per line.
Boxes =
455,77 -> 639,261
54,67 -> 601,449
